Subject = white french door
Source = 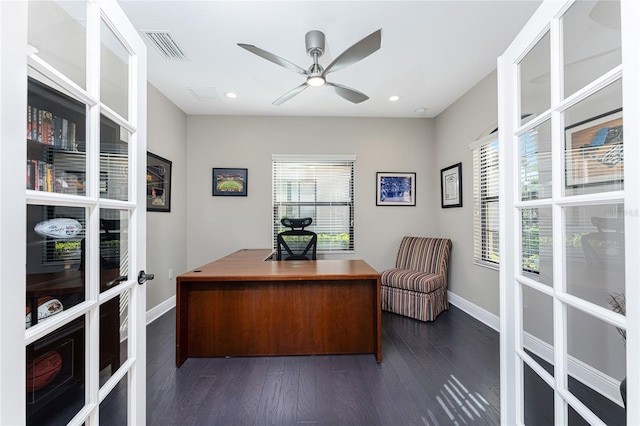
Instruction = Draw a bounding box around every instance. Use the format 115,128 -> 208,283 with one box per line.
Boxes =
0,0 -> 147,424
498,0 -> 639,424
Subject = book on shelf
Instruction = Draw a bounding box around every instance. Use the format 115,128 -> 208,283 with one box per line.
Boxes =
61,118 -> 68,149
31,106 -> 38,141
37,109 -> 43,143
68,122 -> 76,150
27,106 -> 32,139
26,160 -> 35,190
45,163 -> 54,192
41,110 -> 53,145
53,115 -> 62,146
27,160 -> 56,192
27,104 -> 77,149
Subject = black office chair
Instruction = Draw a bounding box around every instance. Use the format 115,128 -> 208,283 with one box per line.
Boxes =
276,217 -> 317,260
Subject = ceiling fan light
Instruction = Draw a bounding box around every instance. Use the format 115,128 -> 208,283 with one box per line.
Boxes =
307,75 -> 326,87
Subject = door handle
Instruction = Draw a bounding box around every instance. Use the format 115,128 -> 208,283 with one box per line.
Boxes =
138,270 -> 155,285
106,275 -> 128,288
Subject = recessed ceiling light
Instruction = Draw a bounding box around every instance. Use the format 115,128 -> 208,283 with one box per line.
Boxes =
27,44 -> 39,55
389,95 -> 401,102
225,92 -> 237,99
414,107 -> 427,115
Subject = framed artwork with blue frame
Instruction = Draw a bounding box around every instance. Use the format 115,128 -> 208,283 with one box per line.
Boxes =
376,172 -> 416,206
565,108 -> 623,187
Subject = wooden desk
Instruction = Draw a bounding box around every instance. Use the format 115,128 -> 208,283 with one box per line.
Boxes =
176,249 -> 382,366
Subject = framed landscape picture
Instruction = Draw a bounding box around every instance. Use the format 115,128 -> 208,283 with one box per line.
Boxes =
376,172 -> 416,206
147,152 -> 172,212
212,168 -> 248,196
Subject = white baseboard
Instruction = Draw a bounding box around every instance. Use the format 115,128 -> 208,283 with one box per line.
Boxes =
448,291 -> 500,331
146,295 -> 176,325
448,290 -> 624,409
523,333 -> 624,408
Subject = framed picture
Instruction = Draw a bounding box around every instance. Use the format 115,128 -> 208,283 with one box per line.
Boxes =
212,168 -> 248,196
147,152 -> 172,212
565,108 -> 623,187
376,172 -> 416,206
441,162 -> 462,208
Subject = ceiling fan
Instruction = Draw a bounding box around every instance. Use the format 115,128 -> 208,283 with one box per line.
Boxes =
238,29 -> 382,106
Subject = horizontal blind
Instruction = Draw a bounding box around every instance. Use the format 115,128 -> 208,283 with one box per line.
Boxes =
471,135 -> 499,267
272,155 -> 355,252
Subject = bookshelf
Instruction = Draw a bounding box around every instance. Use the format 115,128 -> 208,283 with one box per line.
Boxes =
26,78 -> 86,194
24,78 -> 124,424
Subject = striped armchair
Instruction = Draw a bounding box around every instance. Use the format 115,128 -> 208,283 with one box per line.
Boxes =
381,237 -> 452,322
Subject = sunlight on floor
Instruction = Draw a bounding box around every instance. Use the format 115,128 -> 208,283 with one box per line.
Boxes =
422,374 -> 492,426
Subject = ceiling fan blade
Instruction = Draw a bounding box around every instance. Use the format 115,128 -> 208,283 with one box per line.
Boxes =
323,29 -> 382,75
273,83 -> 309,106
326,82 -> 369,104
238,43 -> 307,75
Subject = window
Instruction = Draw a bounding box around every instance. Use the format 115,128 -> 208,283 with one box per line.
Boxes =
471,135 -> 499,268
272,154 -> 355,252
519,126 -> 547,273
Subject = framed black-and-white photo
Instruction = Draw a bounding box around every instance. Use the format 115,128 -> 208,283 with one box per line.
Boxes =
147,152 -> 172,212
212,168 -> 248,196
376,172 -> 416,206
441,163 -> 462,208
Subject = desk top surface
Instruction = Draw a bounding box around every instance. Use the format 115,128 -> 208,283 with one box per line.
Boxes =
178,249 -> 380,282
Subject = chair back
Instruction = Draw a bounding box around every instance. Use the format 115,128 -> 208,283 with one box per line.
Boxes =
395,236 -> 452,277
276,217 -> 317,261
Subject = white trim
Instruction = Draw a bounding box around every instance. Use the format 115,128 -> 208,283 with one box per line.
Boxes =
468,133 -> 498,150
448,292 -> 624,408
473,259 -> 499,272
0,2 -> 28,424
146,295 -> 176,325
621,0 -> 640,422
272,154 -> 356,162
448,291 -> 500,332
523,333 -> 625,408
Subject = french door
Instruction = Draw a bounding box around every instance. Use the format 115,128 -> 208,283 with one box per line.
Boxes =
498,0 -> 639,424
0,1 -> 147,424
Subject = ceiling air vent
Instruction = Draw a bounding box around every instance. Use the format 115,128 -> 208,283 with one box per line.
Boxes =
142,31 -> 188,60
187,87 -> 223,102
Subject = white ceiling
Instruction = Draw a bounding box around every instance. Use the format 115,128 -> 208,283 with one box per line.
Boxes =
119,0 -> 542,118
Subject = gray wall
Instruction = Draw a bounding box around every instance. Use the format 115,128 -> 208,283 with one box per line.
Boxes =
434,70 -> 501,316
146,83 -> 187,312
185,116 -> 437,272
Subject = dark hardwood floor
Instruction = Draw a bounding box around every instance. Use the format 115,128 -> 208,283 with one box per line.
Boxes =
100,304 -> 625,425
144,306 -> 501,425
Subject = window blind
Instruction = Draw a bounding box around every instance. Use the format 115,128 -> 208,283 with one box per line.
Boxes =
272,155 -> 355,252
471,135 -> 499,268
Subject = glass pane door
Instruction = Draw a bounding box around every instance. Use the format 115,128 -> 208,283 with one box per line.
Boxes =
23,1 -> 147,424
499,0 -> 638,424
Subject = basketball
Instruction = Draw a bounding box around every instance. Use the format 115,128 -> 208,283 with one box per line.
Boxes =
26,350 -> 62,392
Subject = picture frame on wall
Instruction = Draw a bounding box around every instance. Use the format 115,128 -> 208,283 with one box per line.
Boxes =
441,162 -> 462,208
565,108 -> 623,187
212,168 -> 248,196
376,172 -> 416,206
147,152 -> 172,212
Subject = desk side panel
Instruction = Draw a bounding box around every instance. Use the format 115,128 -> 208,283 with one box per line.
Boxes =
183,279 -> 377,358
